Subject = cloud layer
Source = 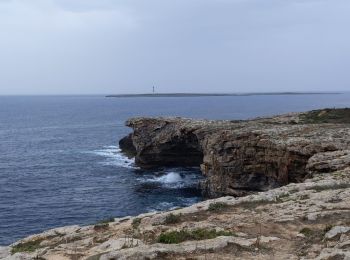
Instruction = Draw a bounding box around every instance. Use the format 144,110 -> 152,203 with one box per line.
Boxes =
0,0 -> 349,94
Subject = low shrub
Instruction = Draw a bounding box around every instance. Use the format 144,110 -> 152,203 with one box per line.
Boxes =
237,199 -> 271,209
93,223 -> 109,231
157,228 -> 234,244
208,202 -> 229,212
300,227 -> 313,237
132,218 -> 141,229
322,225 -> 333,236
11,239 -> 44,254
311,183 -> 350,192
164,213 -> 182,224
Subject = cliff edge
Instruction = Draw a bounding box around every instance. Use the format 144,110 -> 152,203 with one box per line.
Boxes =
121,108 -> 350,197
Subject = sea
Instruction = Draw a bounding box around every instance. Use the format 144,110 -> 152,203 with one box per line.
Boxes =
1,93 -> 350,245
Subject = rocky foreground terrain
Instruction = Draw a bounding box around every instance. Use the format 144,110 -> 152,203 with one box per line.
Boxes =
2,108 -> 350,260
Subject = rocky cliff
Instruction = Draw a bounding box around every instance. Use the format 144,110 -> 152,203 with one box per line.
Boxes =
121,108 -> 350,197
3,108 -> 350,260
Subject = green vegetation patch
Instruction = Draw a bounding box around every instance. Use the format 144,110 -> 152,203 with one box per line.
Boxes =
93,217 -> 115,231
94,223 -> 109,231
308,183 -> 350,192
322,225 -> 333,237
299,226 -> 334,241
208,202 -> 229,212
157,228 -> 234,244
300,227 -> 313,237
132,218 -> 141,229
164,213 -> 182,224
299,108 -> 350,124
237,199 -> 271,209
11,239 -> 44,254
275,193 -> 291,203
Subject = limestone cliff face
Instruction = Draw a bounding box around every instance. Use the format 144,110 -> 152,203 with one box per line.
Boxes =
122,109 -> 350,197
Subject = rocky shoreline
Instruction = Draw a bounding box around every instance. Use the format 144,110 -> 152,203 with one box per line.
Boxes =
2,108 -> 350,259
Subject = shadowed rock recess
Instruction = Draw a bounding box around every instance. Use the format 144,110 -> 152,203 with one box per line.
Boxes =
121,108 -> 350,197
3,108 -> 350,260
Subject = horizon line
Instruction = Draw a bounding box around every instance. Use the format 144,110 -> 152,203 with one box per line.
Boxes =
0,91 -> 346,97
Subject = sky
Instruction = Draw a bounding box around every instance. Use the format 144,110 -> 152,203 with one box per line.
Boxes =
0,0 -> 349,95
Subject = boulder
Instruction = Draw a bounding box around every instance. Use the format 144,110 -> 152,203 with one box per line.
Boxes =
324,226 -> 350,239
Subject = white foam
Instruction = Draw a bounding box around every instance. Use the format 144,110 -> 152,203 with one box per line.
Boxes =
154,172 -> 182,184
138,170 -> 202,189
88,145 -> 136,169
138,172 -> 184,188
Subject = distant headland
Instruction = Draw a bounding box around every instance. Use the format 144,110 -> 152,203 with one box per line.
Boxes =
106,92 -> 341,98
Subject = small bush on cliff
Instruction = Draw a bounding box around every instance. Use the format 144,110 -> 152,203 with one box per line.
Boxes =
237,199 -> 271,209
310,183 -> 350,192
94,223 -> 109,231
299,227 -> 328,244
132,218 -> 141,229
93,217 -> 114,231
299,108 -> 350,124
300,227 -> 313,237
164,213 -> 182,224
11,239 -> 44,254
157,228 -> 234,244
208,202 -> 228,212
322,225 -> 333,237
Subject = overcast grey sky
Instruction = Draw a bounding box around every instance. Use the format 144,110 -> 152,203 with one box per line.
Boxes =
0,0 -> 349,95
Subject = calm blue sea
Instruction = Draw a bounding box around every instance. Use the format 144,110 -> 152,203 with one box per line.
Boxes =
1,93 -> 350,245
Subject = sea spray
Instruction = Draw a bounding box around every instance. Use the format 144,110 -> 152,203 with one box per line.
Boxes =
87,145 -> 135,168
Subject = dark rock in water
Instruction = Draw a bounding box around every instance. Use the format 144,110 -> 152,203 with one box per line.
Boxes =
125,118 -> 203,168
119,133 -> 136,158
122,108 -> 350,197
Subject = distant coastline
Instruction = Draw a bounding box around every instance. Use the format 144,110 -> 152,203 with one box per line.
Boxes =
106,92 -> 341,98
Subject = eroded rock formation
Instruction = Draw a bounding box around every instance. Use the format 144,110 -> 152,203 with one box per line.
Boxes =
122,118 -> 203,168
122,109 -> 350,197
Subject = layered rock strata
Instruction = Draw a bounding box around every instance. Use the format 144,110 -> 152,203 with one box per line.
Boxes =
121,109 -> 350,197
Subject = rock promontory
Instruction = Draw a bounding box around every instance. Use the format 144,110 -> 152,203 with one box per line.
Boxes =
121,108 -> 350,197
